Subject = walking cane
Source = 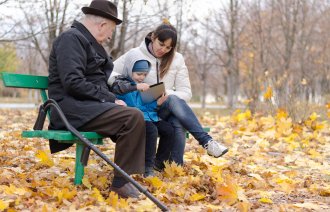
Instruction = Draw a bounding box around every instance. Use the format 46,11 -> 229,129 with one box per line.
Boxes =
33,99 -> 169,211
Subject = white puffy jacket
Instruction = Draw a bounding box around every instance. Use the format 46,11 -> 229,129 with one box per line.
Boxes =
109,39 -> 192,102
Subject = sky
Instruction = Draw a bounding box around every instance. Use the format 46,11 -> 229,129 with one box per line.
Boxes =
0,0 -> 221,40
0,0 -> 220,21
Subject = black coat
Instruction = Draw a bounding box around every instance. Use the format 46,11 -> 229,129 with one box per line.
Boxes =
48,20 -> 118,153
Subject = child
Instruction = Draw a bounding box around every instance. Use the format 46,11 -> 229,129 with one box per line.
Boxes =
111,56 -> 174,177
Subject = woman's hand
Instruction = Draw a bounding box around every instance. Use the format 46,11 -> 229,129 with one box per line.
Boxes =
136,83 -> 150,92
157,93 -> 168,106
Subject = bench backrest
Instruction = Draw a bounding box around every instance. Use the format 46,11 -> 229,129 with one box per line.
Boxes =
1,72 -> 49,103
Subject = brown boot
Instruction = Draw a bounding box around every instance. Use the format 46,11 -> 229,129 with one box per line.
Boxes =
110,182 -> 140,198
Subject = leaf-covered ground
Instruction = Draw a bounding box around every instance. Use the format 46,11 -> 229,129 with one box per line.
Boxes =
1,108 -> 330,211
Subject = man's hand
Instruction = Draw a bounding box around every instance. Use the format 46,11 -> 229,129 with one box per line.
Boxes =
115,99 -> 127,106
157,93 -> 168,106
136,83 -> 150,92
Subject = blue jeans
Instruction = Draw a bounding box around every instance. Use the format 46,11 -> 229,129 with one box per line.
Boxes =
157,95 -> 212,165
146,120 -> 174,168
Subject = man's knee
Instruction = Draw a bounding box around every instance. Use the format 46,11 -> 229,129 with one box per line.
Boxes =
128,108 -> 144,125
131,108 -> 144,118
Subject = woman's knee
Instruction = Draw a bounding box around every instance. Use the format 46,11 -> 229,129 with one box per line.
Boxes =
167,95 -> 182,104
167,95 -> 188,110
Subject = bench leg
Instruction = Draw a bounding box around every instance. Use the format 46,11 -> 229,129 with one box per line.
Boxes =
74,142 -> 85,185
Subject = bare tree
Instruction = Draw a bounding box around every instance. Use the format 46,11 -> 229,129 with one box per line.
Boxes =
17,0 -> 71,67
0,0 -> 9,5
208,0 -> 243,108
109,0 -> 128,58
239,0 -> 275,112
186,19 -> 216,108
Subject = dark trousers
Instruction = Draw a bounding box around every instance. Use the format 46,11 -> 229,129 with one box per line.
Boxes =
145,120 -> 174,168
79,106 -> 146,177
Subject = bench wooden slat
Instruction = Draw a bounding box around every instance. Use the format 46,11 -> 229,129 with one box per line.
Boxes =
2,72 -> 48,89
22,130 -> 104,144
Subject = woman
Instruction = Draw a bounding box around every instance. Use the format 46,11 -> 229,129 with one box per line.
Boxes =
109,23 -> 228,167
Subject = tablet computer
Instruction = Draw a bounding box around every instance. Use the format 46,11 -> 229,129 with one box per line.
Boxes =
140,82 -> 165,104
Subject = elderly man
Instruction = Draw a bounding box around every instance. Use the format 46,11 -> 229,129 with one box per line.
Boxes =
48,0 -> 145,198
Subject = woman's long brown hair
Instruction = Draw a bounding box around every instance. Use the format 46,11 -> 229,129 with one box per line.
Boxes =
151,24 -> 177,79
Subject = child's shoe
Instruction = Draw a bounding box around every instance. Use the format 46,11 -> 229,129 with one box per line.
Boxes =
144,166 -> 155,177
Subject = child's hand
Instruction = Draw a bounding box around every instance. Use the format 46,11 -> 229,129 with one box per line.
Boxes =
157,93 -> 168,106
115,99 -> 127,106
136,83 -> 150,92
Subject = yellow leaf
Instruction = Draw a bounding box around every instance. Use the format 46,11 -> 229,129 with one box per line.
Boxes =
118,198 -> 129,208
162,18 -> 171,25
106,192 -> 129,209
263,86 -> 273,100
319,186 -> 330,196
275,177 -> 295,193
97,176 -> 108,187
106,191 -> 119,207
92,188 -> 104,202
308,149 -> 321,158
54,188 -> 76,203
4,184 -> 27,195
276,109 -> 288,119
35,150 -> 54,167
216,176 -> 239,205
259,197 -> 273,204
189,193 -> 205,201
309,112 -> 319,121
209,165 -> 224,183
191,165 -> 203,175
276,117 -> 292,136
240,110 -> 251,121
278,181 -> 295,194
163,162 -> 185,178
0,200 -> 9,211
237,202 -> 250,212
314,122 -> 325,131
174,187 -> 186,198
82,177 -> 92,189
62,188 -> 77,200
145,176 -> 163,188
56,189 -> 64,203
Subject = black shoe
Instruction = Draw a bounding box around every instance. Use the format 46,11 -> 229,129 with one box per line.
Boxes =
153,160 -> 165,172
110,182 -> 140,198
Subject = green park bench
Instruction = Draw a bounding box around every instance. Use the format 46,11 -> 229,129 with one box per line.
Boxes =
1,72 -> 104,185
1,72 -> 210,185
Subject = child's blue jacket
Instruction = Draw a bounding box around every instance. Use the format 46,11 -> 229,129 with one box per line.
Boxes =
112,75 -> 159,122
